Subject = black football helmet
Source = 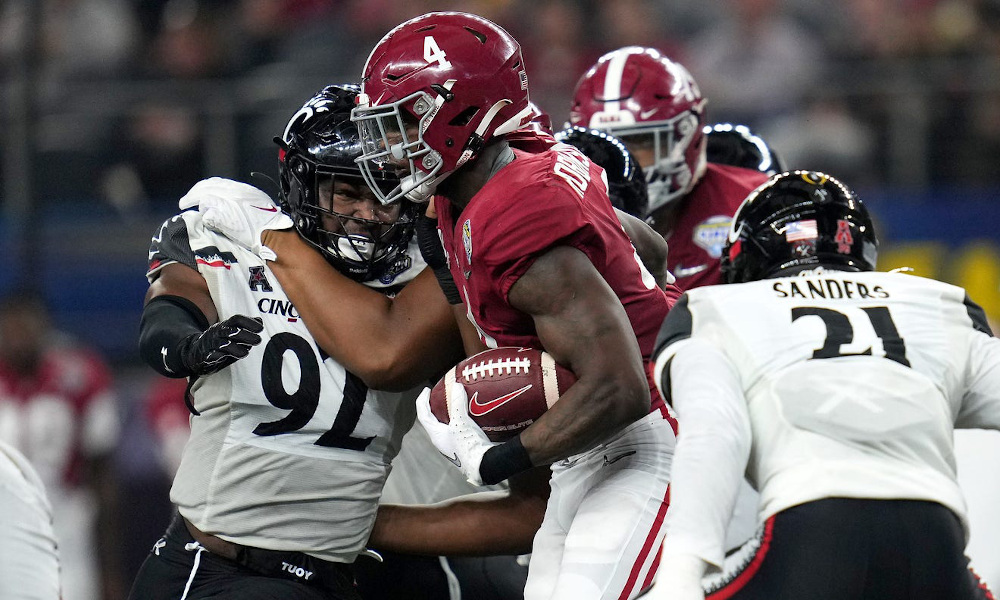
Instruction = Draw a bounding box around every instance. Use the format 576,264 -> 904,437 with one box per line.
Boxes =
554,126 -> 649,218
705,123 -> 785,175
277,84 -> 417,282
720,170 -> 878,284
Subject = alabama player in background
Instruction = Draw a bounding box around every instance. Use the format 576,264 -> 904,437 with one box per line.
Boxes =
569,46 -> 781,554
131,85 -> 463,600
0,290 -> 123,600
649,171 -> 997,600
350,11 -> 679,600
569,46 -> 772,291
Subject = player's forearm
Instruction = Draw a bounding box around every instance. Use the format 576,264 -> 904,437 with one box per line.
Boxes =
262,231 -> 462,390
662,341 -> 752,570
369,490 -> 544,556
519,373 -> 646,466
615,208 -> 669,289
510,246 -> 651,465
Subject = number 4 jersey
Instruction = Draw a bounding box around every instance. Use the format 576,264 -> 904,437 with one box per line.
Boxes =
653,269 -> 1000,538
146,210 -> 424,563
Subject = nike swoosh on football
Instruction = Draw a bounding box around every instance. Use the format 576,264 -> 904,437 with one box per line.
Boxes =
252,205 -> 279,212
468,385 -> 533,417
673,264 -> 710,278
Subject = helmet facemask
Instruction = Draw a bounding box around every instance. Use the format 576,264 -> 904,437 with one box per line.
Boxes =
615,107 -> 706,215
278,84 -> 417,283
353,91 -> 447,205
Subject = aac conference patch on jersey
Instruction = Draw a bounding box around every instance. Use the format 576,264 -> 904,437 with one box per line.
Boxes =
693,215 -> 732,258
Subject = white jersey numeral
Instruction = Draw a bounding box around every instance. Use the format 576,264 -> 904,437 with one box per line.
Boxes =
423,35 -> 452,69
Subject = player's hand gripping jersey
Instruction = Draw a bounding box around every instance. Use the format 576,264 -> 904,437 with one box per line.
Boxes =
147,208 -> 425,562
654,270 -> 1000,568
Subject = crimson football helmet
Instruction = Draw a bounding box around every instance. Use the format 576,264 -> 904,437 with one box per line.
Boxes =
278,84 -> 417,282
720,171 -> 878,284
569,46 -> 707,215
352,11 -> 534,204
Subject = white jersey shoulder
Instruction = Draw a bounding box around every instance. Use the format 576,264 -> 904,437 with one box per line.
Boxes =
661,270 -> 1000,535
147,210 -> 421,562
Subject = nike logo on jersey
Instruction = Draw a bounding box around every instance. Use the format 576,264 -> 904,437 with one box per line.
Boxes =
253,205 -> 278,212
639,108 -> 659,120
444,453 -> 462,468
674,264 -> 709,278
603,450 -> 636,467
468,385 -> 533,417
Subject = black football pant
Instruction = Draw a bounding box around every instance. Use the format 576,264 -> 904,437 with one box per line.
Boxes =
705,498 -> 994,600
353,550 -> 528,600
126,515 -> 359,600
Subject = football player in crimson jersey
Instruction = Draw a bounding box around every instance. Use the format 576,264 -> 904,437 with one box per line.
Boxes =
568,46 -> 772,291
347,11 -> 680,600
185,94 -> 671,600
569,46 -> 777,555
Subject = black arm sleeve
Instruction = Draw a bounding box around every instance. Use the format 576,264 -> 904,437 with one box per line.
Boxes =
416,213 -> 463,305
138,295 -> 210,378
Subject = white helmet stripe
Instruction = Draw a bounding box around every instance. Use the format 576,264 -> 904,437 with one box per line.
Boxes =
601,50 -> 631,113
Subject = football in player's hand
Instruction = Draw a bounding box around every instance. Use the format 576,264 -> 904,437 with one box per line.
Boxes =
429,347 -> 577,442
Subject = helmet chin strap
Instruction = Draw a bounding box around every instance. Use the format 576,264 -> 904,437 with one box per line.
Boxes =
401,171 -> 448,203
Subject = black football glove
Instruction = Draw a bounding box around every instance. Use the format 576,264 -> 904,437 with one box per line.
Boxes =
176,315 -> 264,376
416,213 -> 462,305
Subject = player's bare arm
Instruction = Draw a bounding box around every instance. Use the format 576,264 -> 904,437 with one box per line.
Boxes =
509,245 -> 650,466
368,466 -> 550,556
260,229 -> 464,391
145,262 -> 218,323
615,208 -> 669,289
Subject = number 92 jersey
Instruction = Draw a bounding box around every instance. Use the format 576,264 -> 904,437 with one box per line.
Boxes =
146,210 -> 423,563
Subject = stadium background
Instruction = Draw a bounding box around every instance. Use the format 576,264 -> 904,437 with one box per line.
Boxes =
1,0 -> 998,593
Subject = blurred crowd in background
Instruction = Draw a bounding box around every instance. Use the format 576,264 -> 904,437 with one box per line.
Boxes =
1,1 -> 1000,599
2,0 -> 1000,213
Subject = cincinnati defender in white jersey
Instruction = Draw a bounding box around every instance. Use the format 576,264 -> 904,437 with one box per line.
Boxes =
648,171 -> 998,600
147,208 -> 421,558
130,85 -> 445,600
